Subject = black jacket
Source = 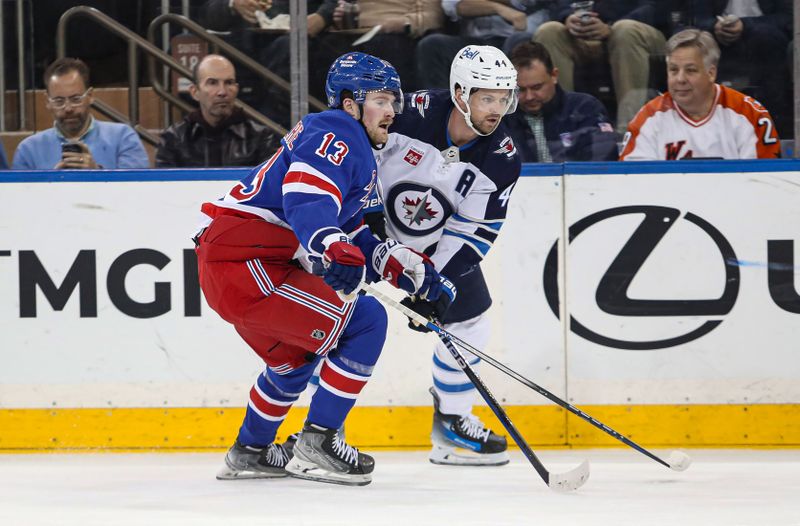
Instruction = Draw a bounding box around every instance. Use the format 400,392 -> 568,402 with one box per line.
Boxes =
682,0 -> 791,39
155,108 -> 279,168
505,85 -> 619,163
552,0 -> 670,32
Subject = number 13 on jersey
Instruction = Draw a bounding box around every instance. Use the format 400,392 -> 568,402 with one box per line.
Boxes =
316,132 -> 350,166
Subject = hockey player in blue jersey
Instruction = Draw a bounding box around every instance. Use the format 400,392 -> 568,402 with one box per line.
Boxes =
195,52 -> 452,486
366,45 -> 522,466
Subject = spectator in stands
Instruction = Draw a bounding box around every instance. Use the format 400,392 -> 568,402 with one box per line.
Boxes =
416,0 -> 554,88
155,55 -> 279,168
534,0 -> 668,134
12,58 -> 149,170
343,0 -> 445,92
678,0 -> 792,137
0,140 -> 8,169
620,29 -> 780,160
202,0 -> 340,127
505,41 -> 617,162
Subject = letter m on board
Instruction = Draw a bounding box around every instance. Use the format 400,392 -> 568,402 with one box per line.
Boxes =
19,250 -> 97,317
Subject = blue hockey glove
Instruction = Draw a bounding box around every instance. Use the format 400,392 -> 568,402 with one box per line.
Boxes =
323,238 -> 366,296
400,276 -> 457,333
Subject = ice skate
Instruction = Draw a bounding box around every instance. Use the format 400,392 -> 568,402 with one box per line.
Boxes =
216,440 -> 290,480
285,423 -> 374,486
282,432 -> 299,459
428,387 -> 509,466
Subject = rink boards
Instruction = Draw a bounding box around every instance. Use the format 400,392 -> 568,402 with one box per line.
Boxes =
1,160 -> 798,450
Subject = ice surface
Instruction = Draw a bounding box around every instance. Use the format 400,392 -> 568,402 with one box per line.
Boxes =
0,449 -> 797,526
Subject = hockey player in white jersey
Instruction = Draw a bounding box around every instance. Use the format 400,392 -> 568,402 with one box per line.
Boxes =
367,46 -> 522,466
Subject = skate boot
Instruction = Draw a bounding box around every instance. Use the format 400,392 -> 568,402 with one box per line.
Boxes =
285,423 -> 374,486
428,387 -> 509,466
216,440 -> 290,480
282,433 -> 299,459
282,424 -> 344,459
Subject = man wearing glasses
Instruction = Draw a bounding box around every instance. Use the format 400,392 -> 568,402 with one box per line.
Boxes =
12,58 -> 149,170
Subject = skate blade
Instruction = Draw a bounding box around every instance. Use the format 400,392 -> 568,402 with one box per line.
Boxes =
428,445 -> 510,466
285,457 -> 371,486
216,466 -> 288,480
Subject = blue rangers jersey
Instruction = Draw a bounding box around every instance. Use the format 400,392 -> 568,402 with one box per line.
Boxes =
202,110 -> 379,271
375,89 -> 522,322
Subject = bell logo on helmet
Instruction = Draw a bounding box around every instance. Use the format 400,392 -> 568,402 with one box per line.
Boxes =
460,47 -> 480,60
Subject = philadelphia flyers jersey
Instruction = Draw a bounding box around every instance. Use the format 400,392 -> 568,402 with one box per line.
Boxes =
620,84 -> 780,160
373,133 -> 514,322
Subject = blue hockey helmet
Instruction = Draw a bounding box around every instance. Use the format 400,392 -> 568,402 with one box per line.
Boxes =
325,52 -> 403,113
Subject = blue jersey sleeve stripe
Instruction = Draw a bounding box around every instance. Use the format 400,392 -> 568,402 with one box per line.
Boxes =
474,226 -> 499,244
443,229 -> 492,256
451,213 -> 504,230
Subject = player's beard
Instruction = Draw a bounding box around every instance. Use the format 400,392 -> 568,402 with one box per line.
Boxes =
365,119 -> 392,147
472,114 -> 501,135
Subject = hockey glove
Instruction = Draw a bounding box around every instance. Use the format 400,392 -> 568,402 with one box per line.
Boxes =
372,239 -> 441,297
400,276 -> 457,333
322,238 -> 367,297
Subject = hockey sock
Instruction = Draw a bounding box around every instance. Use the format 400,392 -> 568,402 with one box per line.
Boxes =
307,296 -> 387,429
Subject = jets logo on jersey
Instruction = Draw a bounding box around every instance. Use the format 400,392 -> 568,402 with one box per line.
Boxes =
493,136 -> 516,158
386,182 -> 453,237
410,91 -> 430,117
403,146 -> 424,166
402,189 -> 438,226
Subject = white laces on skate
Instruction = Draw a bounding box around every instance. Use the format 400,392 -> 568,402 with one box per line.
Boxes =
457,415 -> 491,443
331,431 -> 359,467
265,444 -> 289,467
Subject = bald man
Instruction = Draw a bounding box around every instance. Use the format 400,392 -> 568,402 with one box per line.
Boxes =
156,54 -> 279,168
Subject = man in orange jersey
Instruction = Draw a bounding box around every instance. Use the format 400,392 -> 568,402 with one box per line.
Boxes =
620,29 -> 780,161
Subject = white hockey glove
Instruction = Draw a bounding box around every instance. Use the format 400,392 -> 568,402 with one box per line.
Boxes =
371,239 -> 440,298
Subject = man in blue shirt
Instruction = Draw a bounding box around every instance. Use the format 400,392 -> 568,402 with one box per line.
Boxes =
12,58 -> 149,170
0,139 -> 8,169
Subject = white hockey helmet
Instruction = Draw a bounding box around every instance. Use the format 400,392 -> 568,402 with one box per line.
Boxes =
450,45 -> 518,136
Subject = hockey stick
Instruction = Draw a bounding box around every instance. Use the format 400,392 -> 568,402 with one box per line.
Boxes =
436,332 -> 589,492
361,283 -> 691,473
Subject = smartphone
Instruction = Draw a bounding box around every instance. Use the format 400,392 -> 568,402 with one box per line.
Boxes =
62,143 -> 82,154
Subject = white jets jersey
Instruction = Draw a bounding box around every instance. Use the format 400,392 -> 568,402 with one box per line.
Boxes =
373,133 -> 505,276
620,84 -> 780,161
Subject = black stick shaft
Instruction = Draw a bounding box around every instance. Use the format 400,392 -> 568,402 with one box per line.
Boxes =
360,284 -> 671,469
437,333 -> 551,486
435,328 -> 670,469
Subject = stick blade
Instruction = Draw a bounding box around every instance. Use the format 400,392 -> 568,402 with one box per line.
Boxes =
667,450 -> 692,472
548,459 -> 590,492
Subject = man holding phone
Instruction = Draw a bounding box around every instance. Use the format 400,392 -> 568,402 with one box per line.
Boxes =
533,0 -> 668,134
677,0 -> 792,137
13,58 -> 149,170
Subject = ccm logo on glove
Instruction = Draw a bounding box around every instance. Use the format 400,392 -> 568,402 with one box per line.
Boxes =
372,239 -> 441,297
